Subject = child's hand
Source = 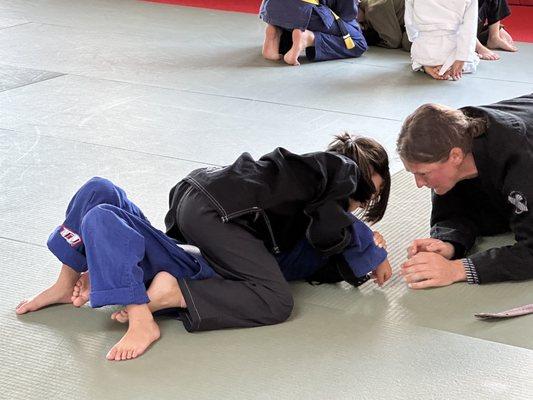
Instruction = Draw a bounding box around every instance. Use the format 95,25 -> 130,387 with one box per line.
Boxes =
371,258 -> 392,287
373,231 -> 387,249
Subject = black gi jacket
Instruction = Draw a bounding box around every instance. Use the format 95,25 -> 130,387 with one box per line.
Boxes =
430,93 -> 533,283
166,148 -> 360,257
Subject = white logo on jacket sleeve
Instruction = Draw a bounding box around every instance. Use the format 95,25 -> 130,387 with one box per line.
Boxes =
508,191 -> 528,215
60,226 -> 82,246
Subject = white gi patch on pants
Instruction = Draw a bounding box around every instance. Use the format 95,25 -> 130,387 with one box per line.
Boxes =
508,191 -> 528,215
60,226 -> 82,246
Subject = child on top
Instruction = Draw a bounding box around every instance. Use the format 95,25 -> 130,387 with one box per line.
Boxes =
16,134 -> 392,361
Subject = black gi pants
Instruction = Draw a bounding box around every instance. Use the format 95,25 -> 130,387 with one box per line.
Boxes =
173,184 -> 294,332
477,0 -> 512,45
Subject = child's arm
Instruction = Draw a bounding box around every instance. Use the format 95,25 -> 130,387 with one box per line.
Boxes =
371,258 -> 392,287
455,0 -> 478,63
404,0 -> 417,43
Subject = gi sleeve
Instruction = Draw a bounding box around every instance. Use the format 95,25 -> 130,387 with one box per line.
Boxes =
404,0 -> 418,42
341,219 -> 388,277
469,155 -> 533,283
305,199 -> 356,257
455,0 -> 478,62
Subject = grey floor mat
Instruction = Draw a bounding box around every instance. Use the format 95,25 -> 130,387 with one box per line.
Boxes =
0,1 -> 532,399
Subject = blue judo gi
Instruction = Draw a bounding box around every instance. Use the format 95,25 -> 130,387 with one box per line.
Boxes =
259,0 -> 367,61
47,177 -> 386,308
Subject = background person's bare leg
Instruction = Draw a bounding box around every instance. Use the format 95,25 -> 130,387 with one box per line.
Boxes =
487,21 -> 517,51
262,24 -> 282,61
283,29 -> 315,66
476,38 -> 500,60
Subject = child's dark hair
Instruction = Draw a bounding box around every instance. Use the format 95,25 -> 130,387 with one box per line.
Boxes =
327,133 -> 390,223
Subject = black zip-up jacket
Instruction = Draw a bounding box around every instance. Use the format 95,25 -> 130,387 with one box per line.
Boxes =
430,93 -> 533,283
165,148 -> 360,256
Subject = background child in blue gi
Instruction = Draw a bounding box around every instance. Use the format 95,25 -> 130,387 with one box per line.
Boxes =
260,0 -> 367,65
16,134 -> 392,361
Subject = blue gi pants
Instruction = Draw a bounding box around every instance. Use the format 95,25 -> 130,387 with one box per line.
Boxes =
274,11 -> 367,61
306,11 -> 367,61
47,177 -> 215,308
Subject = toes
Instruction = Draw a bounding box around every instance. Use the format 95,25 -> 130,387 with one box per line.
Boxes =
16,299 -> 28,309
106,347 -> 118,361
15,300 -> 29,314
117,311 -> 129,323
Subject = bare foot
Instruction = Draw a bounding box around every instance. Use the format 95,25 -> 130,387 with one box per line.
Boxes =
106,304 -> 160,361
111,271 -> 185,323
71,272 -> 90,307
283,29 -> 314,66
423,66 -> 447,80
476,42 -> 500,61
16,264 -> 80,315
499,28 -> 515,47
487,35 -> 518,52
262,24 -> 282,61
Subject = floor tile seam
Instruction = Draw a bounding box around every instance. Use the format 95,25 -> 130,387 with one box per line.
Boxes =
1,126 -> 223,168
0,236 -> 46,249
63,73 -> 403,123
0,73 -> 66,93
304,299 -> 533,352
413,320 -> 533,352
0,21 -> 32,31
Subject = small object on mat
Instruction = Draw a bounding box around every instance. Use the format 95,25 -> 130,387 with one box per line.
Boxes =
475,304 -> 533,319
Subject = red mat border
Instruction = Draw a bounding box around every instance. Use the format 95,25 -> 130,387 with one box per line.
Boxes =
143,1 -> 533,43
143,0 -> 261,14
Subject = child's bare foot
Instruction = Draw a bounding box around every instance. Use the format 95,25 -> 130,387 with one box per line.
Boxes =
111,271 -> 185,323
16,264 -> 80,315
423,66 -> 447,80
262,24 -> 282,61
71,272 -> 90,307
476,42 -> 500,60
487,35 -> 517,52
106,304 -> 160,361
283,29 -> 314,66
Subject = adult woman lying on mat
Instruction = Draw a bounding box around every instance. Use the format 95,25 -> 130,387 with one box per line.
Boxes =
16,134 -> 392,361
397,93 -> 533,288
260,0 -> 367,65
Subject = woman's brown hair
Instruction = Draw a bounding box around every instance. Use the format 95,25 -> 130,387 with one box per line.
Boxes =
397,103 -> 487,163
327,133 -> 391,223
